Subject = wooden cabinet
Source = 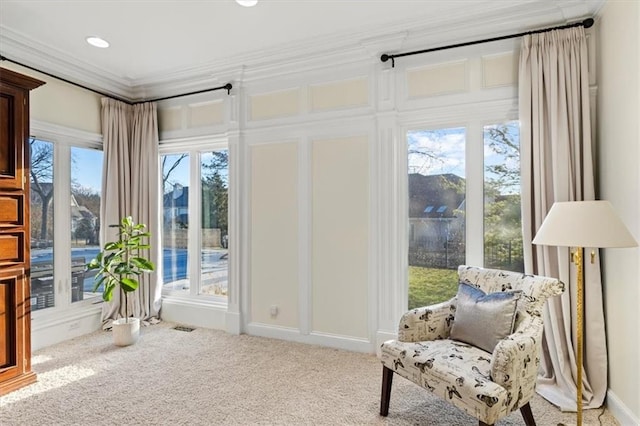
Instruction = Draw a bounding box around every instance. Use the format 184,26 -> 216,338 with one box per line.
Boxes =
0,67 -> 44,395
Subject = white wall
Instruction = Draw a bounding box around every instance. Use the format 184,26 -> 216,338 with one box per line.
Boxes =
239,74 -> 377,351
250,142 -> 299,328
596,1 -> 640,423
311,135 -> 369,339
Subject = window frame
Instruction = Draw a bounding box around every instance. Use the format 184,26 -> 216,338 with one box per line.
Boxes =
159,137 -> 230,305
398,102 -> 519,308
29,122 -> 104,318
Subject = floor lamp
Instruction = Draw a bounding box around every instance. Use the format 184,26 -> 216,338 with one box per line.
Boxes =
532,200 -> 638,426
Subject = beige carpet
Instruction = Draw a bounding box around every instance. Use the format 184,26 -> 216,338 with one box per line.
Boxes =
1,322 -> 618,426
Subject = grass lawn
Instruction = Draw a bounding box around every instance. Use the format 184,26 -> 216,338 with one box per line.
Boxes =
408,266 -> 459,310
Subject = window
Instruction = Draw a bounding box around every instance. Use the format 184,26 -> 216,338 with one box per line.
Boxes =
30,137 -> 103,312
161,146 -> 229,300
71,146 -> 104,301
200,151 -> 228,297
30,139 -> 56,311
483,122 -> 523,272
162,153 -> 190,293
407,127 -> 466,310
406,122 -> 523,309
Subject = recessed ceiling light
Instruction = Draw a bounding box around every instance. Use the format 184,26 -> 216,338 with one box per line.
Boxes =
236,0 -> 258,7
86,36 -> 109,48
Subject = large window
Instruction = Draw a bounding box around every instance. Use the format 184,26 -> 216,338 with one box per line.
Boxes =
30,138 -> 103,311
407,121 -> 521,310
161,147 -> 228,300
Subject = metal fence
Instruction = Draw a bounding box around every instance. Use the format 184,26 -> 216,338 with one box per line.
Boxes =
408,240 -> 523,272
408,242 -> 465,270
484,240 -> 524,272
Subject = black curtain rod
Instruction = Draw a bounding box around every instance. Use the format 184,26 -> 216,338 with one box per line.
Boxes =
0,55 -> 232,104
144,83 -> 232,103
381,17 -> 594,67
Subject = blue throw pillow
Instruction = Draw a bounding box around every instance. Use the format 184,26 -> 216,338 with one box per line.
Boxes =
449,282 -> 522,353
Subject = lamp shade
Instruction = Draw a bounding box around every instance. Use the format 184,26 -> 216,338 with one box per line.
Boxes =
532,201 -> 638,248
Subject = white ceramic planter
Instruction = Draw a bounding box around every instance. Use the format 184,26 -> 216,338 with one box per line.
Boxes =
112,317 -> 140,346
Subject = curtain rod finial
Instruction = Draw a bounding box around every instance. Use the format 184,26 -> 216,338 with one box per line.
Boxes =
381,54 -> 390,63
225,83 -> 232,95
583,18 -> 594,28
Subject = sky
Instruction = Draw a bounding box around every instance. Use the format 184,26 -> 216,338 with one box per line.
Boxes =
407,122 -> 520,192
162,152 -> 229,193
72,147 -> 103,193
408,128 -> 466,177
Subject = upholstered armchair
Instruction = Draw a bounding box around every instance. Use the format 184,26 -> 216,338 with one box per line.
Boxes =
379,265 -> 564,426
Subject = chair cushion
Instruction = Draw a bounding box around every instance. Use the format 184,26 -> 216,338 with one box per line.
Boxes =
449,282 -> 522,353
380,339 -> 515,425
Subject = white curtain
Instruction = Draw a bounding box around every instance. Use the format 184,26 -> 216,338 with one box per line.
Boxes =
100,98 -> 161,326
519,27 -> 607,411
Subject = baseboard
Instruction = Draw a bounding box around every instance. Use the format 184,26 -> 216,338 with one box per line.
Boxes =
308,331 -> 373,353
161,298 -> 227,330
606,389 -> 639,426
226,311 -> 241,335
31,304 -> 102,351
246,322 -> 374,353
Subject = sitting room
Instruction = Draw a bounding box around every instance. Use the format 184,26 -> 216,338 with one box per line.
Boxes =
1,0 -> 638,425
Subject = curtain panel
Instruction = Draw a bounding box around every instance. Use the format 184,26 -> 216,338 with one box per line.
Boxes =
519,27 -> 607,411
100,98 -> 161,326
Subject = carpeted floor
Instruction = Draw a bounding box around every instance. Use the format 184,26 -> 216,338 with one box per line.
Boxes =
1,322 -> 619,425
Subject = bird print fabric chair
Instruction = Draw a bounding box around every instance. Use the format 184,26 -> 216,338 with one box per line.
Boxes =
379,265 -> 564,426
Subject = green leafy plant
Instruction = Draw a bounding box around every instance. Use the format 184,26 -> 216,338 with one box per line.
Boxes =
87,216 -> 155,321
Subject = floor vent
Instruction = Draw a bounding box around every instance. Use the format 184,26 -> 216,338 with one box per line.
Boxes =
173,325 -> 195,332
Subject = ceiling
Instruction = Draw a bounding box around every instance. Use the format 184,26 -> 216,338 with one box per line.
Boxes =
0,0 -> 605,101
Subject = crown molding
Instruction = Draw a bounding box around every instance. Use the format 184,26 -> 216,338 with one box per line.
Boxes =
133,0 -> 604,96
135,1 -> 536,93
1,0 -> 605,101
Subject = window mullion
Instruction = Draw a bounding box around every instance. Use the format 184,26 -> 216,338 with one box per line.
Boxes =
188,150 -> 201,296
465,121 -> 484,267
53,143 -> 72,309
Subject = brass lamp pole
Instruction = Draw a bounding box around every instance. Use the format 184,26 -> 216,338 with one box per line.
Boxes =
572,247 -> 584,426
532,201 -> 637,426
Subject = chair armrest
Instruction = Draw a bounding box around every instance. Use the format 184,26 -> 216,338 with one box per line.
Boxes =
490,318 -> 543,408
398,298 -> 456,342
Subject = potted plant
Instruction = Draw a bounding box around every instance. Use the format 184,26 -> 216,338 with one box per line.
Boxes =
87,216 -> 155,346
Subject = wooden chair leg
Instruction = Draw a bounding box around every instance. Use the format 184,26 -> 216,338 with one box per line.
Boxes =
520,402 -> 536,426
380,366 -> 394,416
